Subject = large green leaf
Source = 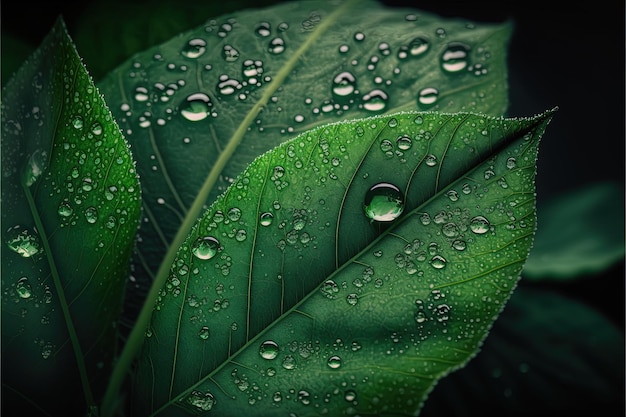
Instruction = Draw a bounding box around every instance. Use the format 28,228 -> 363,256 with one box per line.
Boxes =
1,18 -> 141,416
135,109 -> 555,416
96,0 -> 513,325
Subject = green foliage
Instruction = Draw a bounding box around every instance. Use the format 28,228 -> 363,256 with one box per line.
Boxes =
1,1 -> 621,417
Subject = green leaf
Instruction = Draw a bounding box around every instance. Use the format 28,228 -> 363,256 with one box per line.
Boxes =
420,285 -> 625,416
523,181 -> 625,280
1,17 -> 141,416
135,109 -> 555,416
96,0 -> 513,324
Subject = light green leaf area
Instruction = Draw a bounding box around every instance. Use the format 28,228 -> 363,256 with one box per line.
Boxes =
136,109 -> 555,416
96,0 -> 513,296
0,18 -> 141,415
523,181 -> 625,280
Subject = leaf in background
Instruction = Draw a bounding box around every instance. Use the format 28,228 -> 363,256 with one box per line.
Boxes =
420,285 -> 625,417
135,109 -> 555,416
96,0 -> 513,325
523,181 -> 625,280
1,17 -> 141,416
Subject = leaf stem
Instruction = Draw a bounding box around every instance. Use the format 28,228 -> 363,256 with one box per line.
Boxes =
23,183 -> 96,410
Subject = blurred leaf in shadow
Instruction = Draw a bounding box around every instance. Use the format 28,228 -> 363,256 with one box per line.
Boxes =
420,285 -> 625,417
524,181 -> 625,280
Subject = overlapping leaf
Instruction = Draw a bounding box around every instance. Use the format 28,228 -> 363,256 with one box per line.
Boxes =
96,0 -> 513,322
135,109 -> 555,416
0,18 -> 141,416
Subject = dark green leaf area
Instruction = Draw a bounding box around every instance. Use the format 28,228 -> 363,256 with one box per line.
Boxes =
135,109 -> 554,416
97,0 -> 512,308
1,18 -> 141,415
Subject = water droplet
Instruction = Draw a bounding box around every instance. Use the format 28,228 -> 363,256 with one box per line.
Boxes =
441,42 -> 470,73
182,38 -> 207,59
408,36 -> 430,57
362,89 -> 388,112
227,207 -> 242,221
332,71 -> 357,99
186,390 -> 215,411
452,239 -> 467,251
354,32 -> 365,41
72,115 -> 84,130
418,87 -> 439,108
430,255 -> 447,269
23,149 -> 48,187
222,44 -> 239,62
91,121 -> 103,136
345,390 -> 357,402
321,280 -> 339,298
268,37 -> 285,54
346,293 -> 359,305
255,21 -> 271,37
198,326 -> 210,340
298,390 -> 311,405
506,157 -> 517,169
235,229 -> 247,242
6,227 -> 40,257
260,212 -> 273,226
470,215 -> 490,234
327,355 -> 342,369
84,207 -> 98,224
58,201 -> 73,217
425,154 -> 437,166
282,355 -> 296,369
363,182 -> 405,222
192,236 -> 220,260
16,277 -> 32,299
396,135 -> 412,150
180,93 -> 213,121
259,340 -> 279,360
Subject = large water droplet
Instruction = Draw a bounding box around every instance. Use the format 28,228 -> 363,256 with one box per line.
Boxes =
260,212 -> 273,226
6,226 -> 40,257
441,42 -> 470,73
180,93 -> 213,121
182,38 -> 207,59
363,182 -> 405,222
259,340 -> 279,360
84,207 -> 98,224
186,390 -> 215,411
396,135 -> 412,150
327,355 -> 342,369
470,215 -> 490,234
192,236 -> 220,260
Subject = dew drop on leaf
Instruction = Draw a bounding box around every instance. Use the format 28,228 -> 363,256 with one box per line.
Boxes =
58,201 -> 73,217
198,326 -> 210,340
6,226 -> 40,257
470,215 -> 490,234
441,42 -> 470,73
260,212 -> 273,226
180,93 -> 213,121
418,87 -> 439,108
181,38 -> 207,59
259,340 -> 279,360
362,89 -> 388,112
84,206 -> 98,224
332,71 -> 357,99
430,255 -> 447,269
396,135 -> 412,150
23,149 -> 48,187
268,37 -> 285,54
327,355 -> 342,369
16,277 -> 32,299
255,21 -> 271,37
363,182 -> 404,222
227,207 -> 242,222
186,390 -> 215,411
191,236 -> 220,260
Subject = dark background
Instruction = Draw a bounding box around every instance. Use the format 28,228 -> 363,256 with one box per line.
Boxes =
2,0 -> 624,415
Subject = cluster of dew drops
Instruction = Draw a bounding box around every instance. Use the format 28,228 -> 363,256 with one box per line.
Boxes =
120,11 -> 489,136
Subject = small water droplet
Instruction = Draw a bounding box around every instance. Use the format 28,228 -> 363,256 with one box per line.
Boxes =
362,89 -> 388,112
418,87 -> 439,108
441,42 -> 470,73
364,183 -> 404,222
259,340 -> 279,360
16,277 -> 32,299
346,293 -> 359,305
255,21 -> 271,37
84,207 -> 98,224
72,115 -> 84,130
345,390 -> 357,402
58,201 -> 73,217
430,255 -> 447,269
23,149 -> 48,187
222,44 -> 239,62
506,157 -> 517,169
354,32 -> 365,41
408,36 -> 430,57
198,326 -> 210,340
182,38 -> 207,59
227,207 -> 242,221
192,236 -> 220,260
452,239 -> 467,251
470,215 -> 490,234
186,390 -> 215,411
180,93 -> 213,121
268,37 -> 285,54
332,71 -> 357,99
425,154 -> 437,166
327,355 -> 342,369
